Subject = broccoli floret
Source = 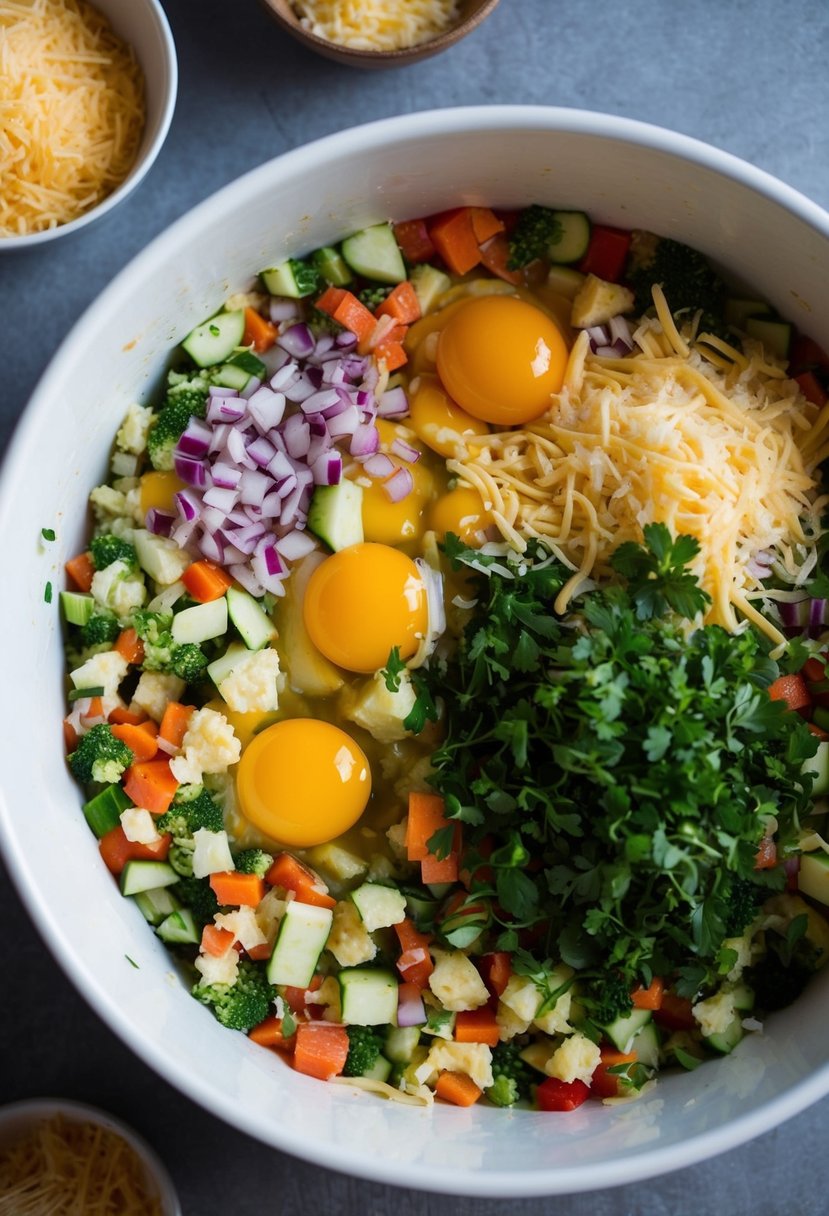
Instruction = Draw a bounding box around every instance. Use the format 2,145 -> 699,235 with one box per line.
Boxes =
625,231 -> 726,333
343,1025 -> 383,1077
235,848 -> 274,879
170,642 -> 209,683
81,611 -> 121,647
307,306 -> 343,338
174,875 -> 219,925
146,368 -> 214,471
157,786 -> 224,840
132,609 -> 173,644
507,205 -> 563,270
169,841 -> 195,877
132,610 -> 208,683
724,875 -> 763,937
485,1041 -> 534,1106
194,959 -> 273,1031
586,970 -> 634,1026
89,534 -> 138,571
357,285 -> 391,311
69,723 -> 133,785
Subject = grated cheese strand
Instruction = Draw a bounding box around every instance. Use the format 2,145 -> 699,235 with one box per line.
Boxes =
0,0 -> 145,236
292,0 -> 461,50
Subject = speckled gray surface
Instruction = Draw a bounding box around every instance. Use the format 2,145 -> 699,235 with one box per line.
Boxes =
4,1 -> 829,1211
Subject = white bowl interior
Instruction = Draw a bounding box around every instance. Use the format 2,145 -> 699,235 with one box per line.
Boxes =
4,107 -> 829,1195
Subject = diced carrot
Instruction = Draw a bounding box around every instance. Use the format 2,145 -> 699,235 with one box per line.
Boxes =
331,291 -> 376,344
373,337 -> 408,372
392,218 -> 436,264
265,853 -> 336,909
249,1015 -> 296,1052
246,942 -> 273,962
293,1021 -> 349,1081
478,234 -> 522,285
181,559 -> 233,604
590,1048 -> 637,1099
435,1070 -> 482,1107
794,371 -> 828,408
375,281 -> 421,325
209,870 -> 265,907
159,701 -> 194,749
469,206 -> 505,244
478,951 -> 511,998
281,974 -> 322,1014
111,722 -> 158,763
109,707 -> 149,726
65,552 -> 95,592
406,792 -> 461,884
98,825 -> 171,875
123,758 -> 179,817
429,209 -> 482,277
63,718 -> 78,751
630,976 -> 664,1010
315,285 -> 347,317
653,991 -> 695,1032
768,673 -> 811,715
394,918 -> 434,988
803,656 -> 827,684
201,923 -> 236,957
243,306 -> 278,353
114,628 -> 144,665
578,225 -> 631,282
81,697 -> 104,723
754,835 -> 778,871
454,1007 -> 500,1047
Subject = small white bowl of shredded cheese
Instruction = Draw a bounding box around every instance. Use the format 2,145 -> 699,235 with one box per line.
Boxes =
0,0 -> 177,249
260,0 -> 501,68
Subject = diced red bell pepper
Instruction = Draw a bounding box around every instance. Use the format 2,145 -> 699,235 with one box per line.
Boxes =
392,218 -> 436,264
536,1076 -> 590,1112
578,224 -> 632,283
590,1048 -> 637,1099
653,991 -> 696,1032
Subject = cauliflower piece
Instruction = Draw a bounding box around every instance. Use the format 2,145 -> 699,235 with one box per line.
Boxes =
342,670 -> 417,744
192,828 -> 235,878
306,975 -> 342,1023
69,649 -> 129,699
693,989 -> 737,1039
194,946 -> 239,987
570,274 -> 635,329
428,951 -> 489,1012
544,1033 -> 601,1085
217,648 -> 281,714
170,707 -> 241,786
418,1041 -> 494,1092
133,529 -> 191,586
499,975 -> 541,1023
215,906 -> 268,952
254,887 -> 288,945
386,820 -> 408,862
496,1000 -> 532,1042
116,403 -> 154,455
325,900 -> 377,967
131,671 -> 186,721
307,843 -> 368,884
533,965 -> 574,1035
89,483 -> 129,522
393,755 -> 434,802
90,561 -> 146,623
119,808 -> 161,845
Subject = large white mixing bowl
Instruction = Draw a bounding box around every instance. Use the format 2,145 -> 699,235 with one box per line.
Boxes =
3,107 -> 829,1197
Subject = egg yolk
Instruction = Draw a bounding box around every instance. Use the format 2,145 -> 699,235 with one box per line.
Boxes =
237,719 -> 371,847
408,375 -> 490,458
430,485 -> 493,547
303,542 -> 428,673
435,294 -> 569,426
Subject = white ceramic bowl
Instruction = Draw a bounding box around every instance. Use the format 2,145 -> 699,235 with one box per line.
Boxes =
0,1098 -> 181,1214
0,0 -> 176,251
3,107 -> 829,1197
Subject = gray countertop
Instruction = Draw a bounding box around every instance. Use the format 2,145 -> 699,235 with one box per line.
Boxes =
4,1 -> 829,1211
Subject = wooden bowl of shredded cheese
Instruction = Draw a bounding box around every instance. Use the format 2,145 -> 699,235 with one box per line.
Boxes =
0,1099 -> 181,1215
0,0 -> 177,247
259,0 -> 502,67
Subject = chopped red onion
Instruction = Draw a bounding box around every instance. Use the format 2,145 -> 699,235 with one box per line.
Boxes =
269,297 -> 301,323
240,469 -> 271,506
156,736 -> 179,757
609,314 -> 634,350
350,423 -> 380,458
283,414 -> 311,460
397,985 -> 426,1027
391,438 -> 421,464
327,404 -> 361,439
779,599 -> 811,630
377,385 -> 409,418
363,453 -> 395,479
211,461 -> 242,490
335,329 -> 358,349
199,529 -> 225,564
174,489 -> 200,522
383,465 -> 414,502
278,322 -> 316,359
270,360 -> 299,392
174,455 -> 208,487
275,531 -> 317,561
229,562 -> 265,598
301,388 -> 341,415
585,324 -> 610,351
246,436 -> 277,468
240,376 -> 263,400
810,598 -> 827,637
177,419 -> 213,458
248,387 -> 286,432
208,385 -> 238,399
145,508 -> 175,537
311,451 -> 342,486
203,486 -> 240,513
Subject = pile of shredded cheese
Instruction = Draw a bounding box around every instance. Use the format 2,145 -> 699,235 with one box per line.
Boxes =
292,0 -> 461,51
0,0 -> 145,236
0,1113 -> 164,1215
452,291 -> 829,647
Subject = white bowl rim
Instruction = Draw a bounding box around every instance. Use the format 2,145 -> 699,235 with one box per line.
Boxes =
0,0 -> 177,251
0,1097 -> 181,1214
5,105 -> 829,1196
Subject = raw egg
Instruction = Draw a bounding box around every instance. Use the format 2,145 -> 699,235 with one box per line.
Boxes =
237,719 -> 371,847
408,375 -> 490,458
303,542 -> 428,673
435,294 -> 568,426
430,485 -> 493,546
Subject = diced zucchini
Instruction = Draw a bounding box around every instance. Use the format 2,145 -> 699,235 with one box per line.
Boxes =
384,1025 -> 422,1065
731,982 -> 755,1012
629,1021 -> 660,1070
182,310 -> 245,367
267,899 -> 333,988
546,265 -> 586,300
519,1040 -> 554,1074
745,317 -> 792,359
600,1007 -> 653,1053
61,591 -> 94,626
422,1005 -> 455,1040
226,586 -> 277,649
338,967 -> 399,1026
312,245 -> 353,287
361,1054 -> 393,1083
798,851 -> 829,906
341,224 -> 406,284
402,889 -> 439,930
156,907 -> 200,945
134,885 -> 180,926
724,298 -> 774,329
260,259 -> 319,299
171,598 -> 228,645
307,843 -> 368,883
705,1014 -> 745,1055
409,263 -> 451,314
307,481 -> 364,552
119,860 -> 179,897
548,210 -> 591,264
206,641 -> 248,689
83,784 -> 133,838
350,883 -> 407,932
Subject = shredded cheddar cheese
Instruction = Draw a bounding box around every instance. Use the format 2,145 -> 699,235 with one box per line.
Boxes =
453,316 -> 829,647
0,1113 -> 164,1214
292,0 -> 461,51
0,0 -> 145,236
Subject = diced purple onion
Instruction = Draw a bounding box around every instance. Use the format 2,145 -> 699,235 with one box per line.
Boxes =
397,985 -> 426,1027
585,324 -> 610,351
377,385 -> 409,418
391,438 -> 421,464
174,455 -> 208,487
278,322 -> 316,359
312,451 -> 342,486
327,404 -> 361,439
609,314 -> 634,351
335,329 -> 358,349
383,466 -> 414,502
145,508 -> 175,537
203,486 -> 240,513
248,387 -> 286,432
270,360 -> 299,392
211,461 -> 242,490
275,531 -> 317,561
241,377 -> 263,400
176,418 -> 213,458
199,529 -> 225,564
269,297 -> 301,323
350,423 -> 380,458
363,453 -> 395,479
